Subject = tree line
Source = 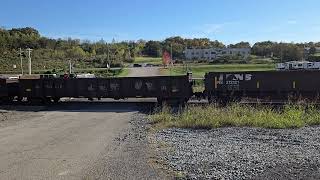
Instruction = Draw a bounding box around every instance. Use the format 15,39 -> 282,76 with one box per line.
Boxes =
1,27 -> 320,69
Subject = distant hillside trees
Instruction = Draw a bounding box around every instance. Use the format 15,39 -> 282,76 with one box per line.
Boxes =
1,26 -> 320,70
143,41 -> 162,57
251,41 -> 305,61
228,42 -> 251,48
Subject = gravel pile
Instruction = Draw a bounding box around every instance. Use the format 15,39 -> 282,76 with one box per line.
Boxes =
153,127 -> 320,179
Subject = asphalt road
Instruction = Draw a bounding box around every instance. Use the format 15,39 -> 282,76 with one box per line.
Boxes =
0,67 -> 166,180
0,104 -> 162,180
127,67 -> 161,77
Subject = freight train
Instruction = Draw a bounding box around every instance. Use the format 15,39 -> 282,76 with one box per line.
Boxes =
1,70 -> 320,105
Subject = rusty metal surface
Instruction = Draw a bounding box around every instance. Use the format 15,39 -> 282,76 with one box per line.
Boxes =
0,79 -> 7,98
17,75 -> 192,101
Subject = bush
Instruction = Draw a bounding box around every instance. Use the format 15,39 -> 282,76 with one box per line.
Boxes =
149,104 -> 320,129
307,55 -> 320,62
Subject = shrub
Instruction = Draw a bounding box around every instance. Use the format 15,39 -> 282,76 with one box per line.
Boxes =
149,103 -> 320,129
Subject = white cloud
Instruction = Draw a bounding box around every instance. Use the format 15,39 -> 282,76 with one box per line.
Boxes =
203,23 -> 224,34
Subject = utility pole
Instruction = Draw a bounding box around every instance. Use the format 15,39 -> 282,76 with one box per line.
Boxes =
106,43 -> 109,62
170,44 -> 173,61
26,48 -> 33,75
69,60 -> 72,74
170,44 -> 173,76
280,47 -> 283,63
107,43 -> 110,73
128,47 -> 131,60
19,48 -> 24,75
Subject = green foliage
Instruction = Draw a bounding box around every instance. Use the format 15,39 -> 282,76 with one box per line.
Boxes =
228,41 -> 251,48
66,46 -> 86,59
0,27 -> 138,71
309,46 -> 317,55
134,57 -> 162,64
143,37 -> 226,58
143,41 -> 162,57
150,104 -> 320,129
307,55 -> 320,62
252,41 -> 304,61
1,26 -> 320,73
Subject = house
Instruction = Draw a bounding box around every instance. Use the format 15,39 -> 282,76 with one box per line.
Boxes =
184,48 -> 251,62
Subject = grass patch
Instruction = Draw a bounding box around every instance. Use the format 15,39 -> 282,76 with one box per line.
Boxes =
150,104 -> 320,129
117,68 -> 129,77
134,57 -> 162,65
160,64 -> 275,78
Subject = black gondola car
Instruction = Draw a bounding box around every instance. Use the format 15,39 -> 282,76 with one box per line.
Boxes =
19,75 -> 193,104
205,71 -> 320,103
0,79 -> 7,102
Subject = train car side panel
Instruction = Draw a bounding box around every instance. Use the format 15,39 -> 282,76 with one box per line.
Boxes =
205,71 -> 320,102
0,79 -> 8,101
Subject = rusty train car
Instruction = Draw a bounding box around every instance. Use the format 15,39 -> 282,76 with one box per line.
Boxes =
9,75 -> 192,104
0,79 -> 7,101
1,70 -> 320,105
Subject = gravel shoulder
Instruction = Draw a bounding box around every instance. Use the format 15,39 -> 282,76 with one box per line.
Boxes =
152,126 -> 320,180
83,113 -> 168,180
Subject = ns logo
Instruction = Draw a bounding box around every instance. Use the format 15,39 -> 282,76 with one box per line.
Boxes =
218,74 -> 253,84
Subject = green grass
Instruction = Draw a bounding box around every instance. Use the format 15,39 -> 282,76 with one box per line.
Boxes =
0,56 -> 94,73
160,64 -> 275,78
150,104 -> 320,129
134,57 -> 162,65
117,68 -> 129,77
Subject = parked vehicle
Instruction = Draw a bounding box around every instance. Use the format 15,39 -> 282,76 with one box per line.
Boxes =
133,64 -> 142,67
276,61 -> 320,71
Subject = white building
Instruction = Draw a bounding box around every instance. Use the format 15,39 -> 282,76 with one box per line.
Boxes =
184,48 -> 251,62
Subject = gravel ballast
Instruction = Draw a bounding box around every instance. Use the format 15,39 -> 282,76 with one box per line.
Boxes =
153,126 -> 320,179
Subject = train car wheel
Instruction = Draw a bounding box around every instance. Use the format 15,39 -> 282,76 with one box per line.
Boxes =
17,96 -> 23,102
157,98 -> 163,105
53,97 -> 60,103
208,96 -> 214,104
42,97 -> 52,104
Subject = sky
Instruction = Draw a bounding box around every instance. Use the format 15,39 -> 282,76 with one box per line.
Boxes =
1,0 -> 320,45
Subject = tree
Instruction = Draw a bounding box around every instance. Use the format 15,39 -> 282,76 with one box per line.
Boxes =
143,41 -> 162,57
228,42 -> 251,48
309,47 -> 317,55
252,41 -> 276,57
273,43 -> 303,62
66,47 -> 86,59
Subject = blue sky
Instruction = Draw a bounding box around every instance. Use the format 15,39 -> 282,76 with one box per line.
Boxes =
1,0 -> 320,44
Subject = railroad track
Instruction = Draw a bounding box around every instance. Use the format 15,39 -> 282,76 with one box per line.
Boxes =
0,98 -> 315,108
